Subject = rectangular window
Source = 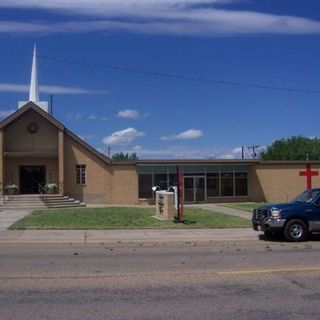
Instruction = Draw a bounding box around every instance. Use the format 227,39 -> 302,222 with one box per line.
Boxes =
221,172 -> 234,196
76,165 -> 86,185
154,174 -> 168,191
138,174 -> 153,198
235,172 -> 248,196
207,173 -> 220,197
169,174 -> 178,188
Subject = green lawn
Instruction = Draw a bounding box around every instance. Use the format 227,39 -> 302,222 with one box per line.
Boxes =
9,207 -> 251,230
218,202 -> 266,212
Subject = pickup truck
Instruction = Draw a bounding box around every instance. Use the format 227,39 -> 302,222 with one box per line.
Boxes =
252,188 -> 320,241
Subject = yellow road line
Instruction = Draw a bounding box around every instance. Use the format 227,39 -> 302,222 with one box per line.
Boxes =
218,266 -> 320,276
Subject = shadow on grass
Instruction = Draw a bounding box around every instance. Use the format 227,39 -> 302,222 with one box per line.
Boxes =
175,219 -> 197,225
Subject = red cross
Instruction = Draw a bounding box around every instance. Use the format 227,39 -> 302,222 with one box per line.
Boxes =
299,164 -> 319,190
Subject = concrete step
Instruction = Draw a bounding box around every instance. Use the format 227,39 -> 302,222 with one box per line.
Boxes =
43,198 -> 76,203
6,200 -> 42,203
0,204 -> 47,209
0,194 -> 86,209
46,203 -> 86,208
11,195 -> 67,199
44,201 -> 81,206
1,202 -> 85,209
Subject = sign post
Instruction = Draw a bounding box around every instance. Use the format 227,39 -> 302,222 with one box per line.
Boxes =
176,165 -> 184,223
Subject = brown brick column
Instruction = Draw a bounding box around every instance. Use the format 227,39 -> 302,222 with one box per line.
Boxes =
58,130 -> 64,195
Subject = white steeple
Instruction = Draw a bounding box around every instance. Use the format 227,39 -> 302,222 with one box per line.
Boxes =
18,44 -> 49,112
29,44 -> 39,102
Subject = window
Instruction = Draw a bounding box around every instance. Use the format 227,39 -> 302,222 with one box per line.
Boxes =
169,174 -> 178,188
138,174 -> 153,198
235,172 -> 248,196
154,174 -> 168,190
207,173 -> 220,197
221,172 -> 234,196
76,165 -> 86,185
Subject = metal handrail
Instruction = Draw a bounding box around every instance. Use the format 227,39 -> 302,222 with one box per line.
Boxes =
38,183 -> 47,200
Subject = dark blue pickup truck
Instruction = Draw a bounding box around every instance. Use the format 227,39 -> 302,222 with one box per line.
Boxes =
252,188 -> 320,241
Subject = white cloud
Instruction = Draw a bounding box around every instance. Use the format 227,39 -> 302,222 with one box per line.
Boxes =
88,114 -> 96,120
111,144 -> 246,159
0,83 -> 107,94
41,85 -> 107,95
232,147 -> 243,154
117,109 -> 140,119
66,112 -> 83,120
102,127 -> 145,145
0,1 -> 320,36
0,109 -> 15,117
218,154 -> 235,159
161,129 -> 203,141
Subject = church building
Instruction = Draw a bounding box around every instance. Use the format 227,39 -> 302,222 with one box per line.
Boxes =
1,48 -> 320,205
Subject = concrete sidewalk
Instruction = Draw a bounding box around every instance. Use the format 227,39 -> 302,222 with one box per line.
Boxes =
0,209 -> 32,231
191,203 -> 252,220
0,228 -> 256,243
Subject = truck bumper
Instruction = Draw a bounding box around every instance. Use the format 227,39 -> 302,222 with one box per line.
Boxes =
252,219 -> 286,232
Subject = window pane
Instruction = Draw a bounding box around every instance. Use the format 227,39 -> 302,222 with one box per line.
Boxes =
221,172 -> 234,196
183,165 -> 205,174
169,174 -> 178,187
235,172 -> 248,196
184,177 -> 194,202
207,177 -> 219,197
76,165 -> 86,184
207,173 -> 219,178
138,174 -> 153,198
154,174 -> 168,190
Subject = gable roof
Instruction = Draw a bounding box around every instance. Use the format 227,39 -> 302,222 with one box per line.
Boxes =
0,102 -> 111,165
0,101 -> 64,131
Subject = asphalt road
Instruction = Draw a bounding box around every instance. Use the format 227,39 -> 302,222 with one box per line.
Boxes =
1,239 -> 320,320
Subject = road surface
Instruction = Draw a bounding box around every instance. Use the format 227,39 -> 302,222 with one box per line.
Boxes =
1,239 -> 320,319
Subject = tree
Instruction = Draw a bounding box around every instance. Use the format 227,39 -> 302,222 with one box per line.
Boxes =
260,136 -> 320,160
112,152 -> 139,161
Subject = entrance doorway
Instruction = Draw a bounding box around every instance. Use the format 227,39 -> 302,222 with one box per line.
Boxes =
184,176 -> 205,203
20,166 -> 46,194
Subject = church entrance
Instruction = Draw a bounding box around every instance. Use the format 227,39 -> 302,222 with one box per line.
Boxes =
20,166 -> 46,194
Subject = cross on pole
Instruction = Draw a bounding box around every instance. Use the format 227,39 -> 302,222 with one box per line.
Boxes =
299,164 -> 319,191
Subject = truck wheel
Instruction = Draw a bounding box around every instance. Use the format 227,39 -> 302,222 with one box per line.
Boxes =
284,219 -> 307,242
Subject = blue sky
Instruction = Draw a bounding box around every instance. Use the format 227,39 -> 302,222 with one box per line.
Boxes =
0,0 -> 320,159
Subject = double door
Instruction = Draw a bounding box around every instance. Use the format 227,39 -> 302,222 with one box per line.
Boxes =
20,166 -> 46,194
184,176 -> 205,203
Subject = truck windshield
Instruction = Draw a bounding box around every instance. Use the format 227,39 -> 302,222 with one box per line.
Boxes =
290,190 -> 320,204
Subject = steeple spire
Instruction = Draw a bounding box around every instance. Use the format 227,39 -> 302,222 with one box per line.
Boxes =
29,44 -> 39,102
18,45 -> 48,112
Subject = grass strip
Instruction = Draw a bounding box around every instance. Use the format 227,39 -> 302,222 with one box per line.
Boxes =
10,207 -> 251,230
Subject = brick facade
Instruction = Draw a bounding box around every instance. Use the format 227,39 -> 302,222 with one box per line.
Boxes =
0,102 -> 319,205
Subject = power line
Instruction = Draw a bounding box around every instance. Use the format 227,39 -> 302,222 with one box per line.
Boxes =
1,47 -> 320,95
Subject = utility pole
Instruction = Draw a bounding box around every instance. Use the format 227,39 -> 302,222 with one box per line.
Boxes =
241,146 -> 244,160
247,145 -> 260,159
